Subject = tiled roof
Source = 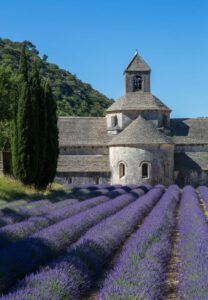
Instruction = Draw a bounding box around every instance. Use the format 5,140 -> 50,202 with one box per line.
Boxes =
57,155 -> 110,172
106,91 -> 171,113
58,117 -> 112,146
171,118 -> 208,144
109,115 -> 172,146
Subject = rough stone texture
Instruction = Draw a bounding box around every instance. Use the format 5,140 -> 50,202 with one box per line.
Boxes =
125,71 -> 151,93
106,91 -> 171,113
57,154 -> 110,172
109,145 -> 174,186
109,115 -> 172,146
56,172 -> 110,185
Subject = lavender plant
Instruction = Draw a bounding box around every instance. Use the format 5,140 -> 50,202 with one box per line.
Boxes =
1,185 -> 164,299
0,189 -> 144,293
0,198 -> 79,227
98,185 -> 180,300
177,186 -> 208,299
198,185 -> 208,211
0,194 -> 112,250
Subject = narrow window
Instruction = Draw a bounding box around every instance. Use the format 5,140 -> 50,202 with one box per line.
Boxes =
68,177 -> 72,184
111,115 -> 118,127
133,75 -> 142,91
95,177 -> 100,184
142,163 -> 149,178
119,163 -> 125,178
164,161 -> 169,177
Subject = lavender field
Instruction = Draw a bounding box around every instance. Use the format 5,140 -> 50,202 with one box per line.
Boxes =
0,183 -> 207,300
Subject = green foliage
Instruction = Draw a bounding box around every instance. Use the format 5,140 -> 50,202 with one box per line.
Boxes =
0,37 -> 113,119
40,81 -> 59,188
0,176 -> 65,202
10,45 -> 59,188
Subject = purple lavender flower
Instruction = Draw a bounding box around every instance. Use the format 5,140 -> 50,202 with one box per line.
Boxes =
1,185 -> 163,299
98,185 -> 180,299
177,186 -> 208,299
0,187 -> 145,293
198,185 -> 208,211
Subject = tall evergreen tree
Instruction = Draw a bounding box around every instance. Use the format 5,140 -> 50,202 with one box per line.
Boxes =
11,44 -> 28,178
40,80 -> 59,188
29,59 -> 46,186
15,82 -> 32,183
11,44 -> 36,184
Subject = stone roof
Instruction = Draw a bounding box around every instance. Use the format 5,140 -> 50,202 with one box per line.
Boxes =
175,152 -> 208,171
106,91 -> 171,113
58,117 -> 111,146
124,52 -> 150,73
109,115 -> 172,146
171,118 -> 208,144
57,155 -> 110,173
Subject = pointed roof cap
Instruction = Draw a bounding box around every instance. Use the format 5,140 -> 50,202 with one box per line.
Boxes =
109,115 -> 172,146
124,51 -> 150,73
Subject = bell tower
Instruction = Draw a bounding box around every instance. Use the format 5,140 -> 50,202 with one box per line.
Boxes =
124,51 -> 151,94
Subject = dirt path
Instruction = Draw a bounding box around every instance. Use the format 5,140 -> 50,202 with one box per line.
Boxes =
165,192 -> 181,300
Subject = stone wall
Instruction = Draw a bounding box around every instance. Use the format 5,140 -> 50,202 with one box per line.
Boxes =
174,170 -> 208,188
107,110 -> 170,132
59,146 -> 109,155
56,172 -> 110,185
109,144 -> 174,186
124,71 -> 150,93
175,144 -> 208,152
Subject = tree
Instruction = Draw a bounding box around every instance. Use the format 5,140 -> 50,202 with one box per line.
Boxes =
40,80 -> 59,188
11,44 -> 28,178
30,60 -> 47,187
11,44 -> 35,184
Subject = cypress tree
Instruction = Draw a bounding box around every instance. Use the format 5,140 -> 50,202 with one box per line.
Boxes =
15,82 -> 32,184
29,59 -> 46,186
40,80 -> 59,188
11,44 -> 28,178
11,43 -> 36,185
18,44 -> 28,83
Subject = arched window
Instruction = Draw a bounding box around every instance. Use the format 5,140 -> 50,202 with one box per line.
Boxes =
142,163 -> 149,178
133,75 -> 142,91
119,163 -> 126,178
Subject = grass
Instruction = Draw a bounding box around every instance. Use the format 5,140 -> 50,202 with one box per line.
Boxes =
0,175 -> 66,205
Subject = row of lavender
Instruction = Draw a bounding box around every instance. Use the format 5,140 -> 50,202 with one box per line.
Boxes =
176,186 -> 208,299
0,185 -> 163,299
0,185 -> 149,293
99,184 -> 180,299
0,188 -> 129,249
0,184 -> 129,226
2,184 -> 208,299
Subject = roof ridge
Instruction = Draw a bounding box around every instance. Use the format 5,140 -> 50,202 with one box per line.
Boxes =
109,116 -> 172,146
124,52 -> 150,73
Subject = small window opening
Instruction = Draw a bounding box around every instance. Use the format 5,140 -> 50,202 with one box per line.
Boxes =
96,177 -> 100,184
111,115 -> 118,127
164,161 -> 169,177
142,163 -> 149,178
68,177 -> 72,184
133,75 -> 142,91
163,115 -> 168,127
119,163 -> 125,178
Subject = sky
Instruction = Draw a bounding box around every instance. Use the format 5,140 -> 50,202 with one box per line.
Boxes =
0,0 -> 208,118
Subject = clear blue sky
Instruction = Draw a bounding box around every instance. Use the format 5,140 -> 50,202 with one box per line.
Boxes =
1,0 -> 208,118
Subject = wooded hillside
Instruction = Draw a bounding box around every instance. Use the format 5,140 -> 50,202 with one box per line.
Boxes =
0,38 -> 113,117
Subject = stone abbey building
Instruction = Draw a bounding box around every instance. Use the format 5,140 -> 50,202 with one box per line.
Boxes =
57,52 -> 208,187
